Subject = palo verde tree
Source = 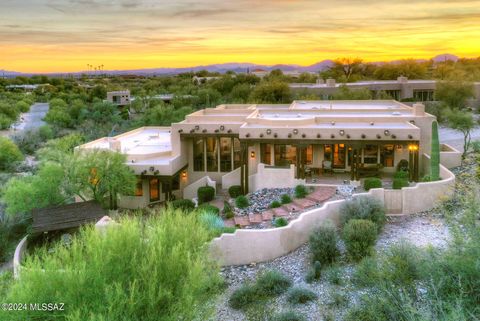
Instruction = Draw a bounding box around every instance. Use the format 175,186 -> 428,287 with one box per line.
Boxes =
446,110 -> 477,160
430,121 -> 440,181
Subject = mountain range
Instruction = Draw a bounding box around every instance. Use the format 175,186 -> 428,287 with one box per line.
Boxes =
0,54 -> 460,77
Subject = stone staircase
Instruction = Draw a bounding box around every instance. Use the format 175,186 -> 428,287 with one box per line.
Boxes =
225,186 -> 337,228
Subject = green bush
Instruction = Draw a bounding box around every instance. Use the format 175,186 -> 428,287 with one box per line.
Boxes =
342,219 -> 378,261
228,284 -> 257,310
393,170 -> 409,179
197,185 -> 215,204
324,265 -> 344,285
340,196 -> 386,231
273,311 -> 306,321
255,270 -> 292,296
198,212 -> 224,236
396,159 -> 409,172
294,184 -> 308,198
0,137 -> 24,170
197,204 -> 220,215
286,286 -> 317,304
281,194 -> 292,204
353,256 -> 381,287
270,200 -> 282,208
305,261 -> 322,283
363,177 -> 382,191
328,289 -> 348,307
309,224 -> 340,265
273,217 -> 288,228
472,140 -> 480,153
1,209 -> 222,321
228,185 -> 243,198
170,199 -> 195,212
0,217 -> 29,263
223,201 -> 234,219
383,242 -> 424,287
392,178 -> 409,189
421,175 -> 432,182
235,195 -> 249,209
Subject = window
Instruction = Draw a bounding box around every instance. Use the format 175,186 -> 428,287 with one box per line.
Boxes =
413,90 -> 434,101
193,138 -> 204,171
324,145 -> 332,161
220,137 -> 232,172
333,144 -> 346,168
363,144 -> 378,164
149,178 -> 160,202
206,137 -> 218,172
135,178 -> 143,196
261,144 -> 272,165
381,144 -> 395,167
305,145 -> 313,165
233,138 -> 241,169
274,145 -> 296,167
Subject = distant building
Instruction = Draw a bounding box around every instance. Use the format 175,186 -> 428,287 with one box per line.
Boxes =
290,77 -> 480,104
5,84 -> 43,92
192,76 -> 221,84
107,90 -> 131,106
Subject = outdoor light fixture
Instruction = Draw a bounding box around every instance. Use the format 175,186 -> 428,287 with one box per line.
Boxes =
195,125 -> 200,130
339,130 -> 345,136
220,125 -> 225,131
266,129 -> 272,135
361,134 -> 366,139
408,144 -> 418,151
288,133 -> 292,138
202,129 -> 207,133
182,171 -> 187,178
408,134 -> 413,139
250,151 -> 255,158
376,134 -> 381,139
149,166 -> 155,172
293,129 -> 299,135
178,129 -> 183,133
384,130 -> 390,136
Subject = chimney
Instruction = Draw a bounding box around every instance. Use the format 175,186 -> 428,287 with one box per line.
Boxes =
326,78 -> 336,87
397,76 -> 408,84
412,103 -> 425,116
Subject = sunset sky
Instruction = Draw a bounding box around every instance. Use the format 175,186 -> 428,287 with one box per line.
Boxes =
1,0 -> 480,73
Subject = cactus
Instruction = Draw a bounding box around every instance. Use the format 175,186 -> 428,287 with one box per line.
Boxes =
430,121 -> 440,181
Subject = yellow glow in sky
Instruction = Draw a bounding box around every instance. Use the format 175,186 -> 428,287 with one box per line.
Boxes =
1,0 -> 480,73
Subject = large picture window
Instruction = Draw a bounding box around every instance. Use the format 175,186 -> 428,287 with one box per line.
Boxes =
149,178 -> 160,202
193,138 -> 204,171
135,178 -> 143,196
381,144 -> 395,167
363,144 -> 378,164
233,138 -> 241,169
220,137 -> 232,172
274,145 -> 296,167
206,137 -> 218,172
261,144 -> 272,165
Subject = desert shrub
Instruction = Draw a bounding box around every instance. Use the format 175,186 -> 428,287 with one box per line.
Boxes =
324,265 -> 344,285
281,194 -> 292,204
255,270 -> 292,296
270,200 -> 282,208
396,159 -> 409,172
342,219 -> 378,261
421,175 -> 432,182
197,185 -> 215,204
392,178 -> 409,189
198,212 -> 224,236
286,286 -> 317,304
363,177 -> 382,191
472,140 -> 480,153
228,284 -> 258,310
0,216 -> 30,263
0,137 -> 23,170
383,242 -> 424,287
1,209 -> 222,321
228,185 -> 243,198
309,224 -> 340,265
294,184 -> 308,198
235,195 -> 249,209
170,199 -> 195,212
305,261 -> 322,283
340,196 -> 386,231
393,170 -> 409,179
273,311 -> 306,321
353,256 -> 381,287
273,217 -> 288,228
197,203 -> 220,215
222,226 -> 236,234
223,201 -> 234,219
328,289 -> 348,307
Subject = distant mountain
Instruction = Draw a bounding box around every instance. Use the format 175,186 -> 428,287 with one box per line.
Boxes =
432,54 -> 459,63
0,70 -> 24,77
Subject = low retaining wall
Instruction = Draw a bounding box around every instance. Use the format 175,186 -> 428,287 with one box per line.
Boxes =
211,165 -> 455,266
249,164 -> 304,192
440,143 -> 462,169
13,236 -> 28,279
183,176 -> 216,200
221,167 -> 241,189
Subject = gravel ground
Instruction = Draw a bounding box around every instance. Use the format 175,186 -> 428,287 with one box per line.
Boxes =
214,212 -> 451,321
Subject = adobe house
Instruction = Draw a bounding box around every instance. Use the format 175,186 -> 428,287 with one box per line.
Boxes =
77,100 -> 456,209
106,90 -> 131,106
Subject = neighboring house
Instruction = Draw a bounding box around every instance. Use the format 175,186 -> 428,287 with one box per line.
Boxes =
290,77 -> 480,104
77,100 -> 460,209
107,90 -> 131,106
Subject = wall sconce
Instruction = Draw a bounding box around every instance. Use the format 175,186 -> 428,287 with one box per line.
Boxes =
220,125 -> 225,131
361,134 -> 366,139
178,129 -> 183,133
331,134 -> 335,139
302,134 -> 306,138
293,129 -> 299,135
195,125 -> 200,130
202,129 -> 207,133
408,134 -> 413,139
149,166 -> 155,172
384,130 -> 390,136
376,134 -> 381,139
408,144 -> 418,151
182,171 -> 187,178
339,130 -> 345,136
288,133 -> 292,138
274,133 -> 278,138
250,151 -> 255,158
266,129 -> 272,135
317,134 -> 321,138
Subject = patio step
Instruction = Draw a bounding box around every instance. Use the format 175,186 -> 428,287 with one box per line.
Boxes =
272,207 -> 289,217
283,203 -> 300,212
248,213 -> 263,224
292,198 -> 316,209
261,210 -> 274,221
233,216 -> 250,227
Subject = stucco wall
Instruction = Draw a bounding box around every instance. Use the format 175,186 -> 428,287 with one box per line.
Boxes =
183,176 -> 216,200
248,163 -> 304,192
222,167 -> 241,189
13,236 -> 28,279
439,143 -> 462,169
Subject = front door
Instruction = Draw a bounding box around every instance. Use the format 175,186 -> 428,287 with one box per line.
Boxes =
333,144 -> 346,169
149,177 -> 160,202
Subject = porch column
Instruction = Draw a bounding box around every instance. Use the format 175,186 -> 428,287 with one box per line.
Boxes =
408,143 -> 419,182
296,145 -> 306,179
240,142 -> 249,194
355,148 -> 360,181
350,149 -> 356,181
